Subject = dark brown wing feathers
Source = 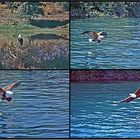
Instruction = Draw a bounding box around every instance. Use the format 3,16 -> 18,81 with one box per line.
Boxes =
4,81 -> 21,91
82,31 -> 98,40
0,88 -> 6,96
135,88 -> 140,97
88,32 -> 98,40
120,96 -> 135,103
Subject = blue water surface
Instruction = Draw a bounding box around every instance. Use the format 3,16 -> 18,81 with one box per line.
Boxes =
71,82 -> 140,138
0,70 -> 69,138
71,18 -> 140,69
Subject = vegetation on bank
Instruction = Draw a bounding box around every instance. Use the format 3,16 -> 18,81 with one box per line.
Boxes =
71,2 -> 140,18
0,2 -> 69,21
0,37 -> 69,69
0,2 -> 69,36
0,2 -> 69,69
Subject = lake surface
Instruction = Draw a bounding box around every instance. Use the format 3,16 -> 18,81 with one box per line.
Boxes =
29,33 -> 68,41
71,82 -> 140,138
71,18 -> 140,69
0,70 -> 69,138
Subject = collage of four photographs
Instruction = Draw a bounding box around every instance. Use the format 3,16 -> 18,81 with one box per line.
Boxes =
0,1 -> 140,139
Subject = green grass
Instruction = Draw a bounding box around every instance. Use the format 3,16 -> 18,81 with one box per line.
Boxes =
0,23 -> 69,37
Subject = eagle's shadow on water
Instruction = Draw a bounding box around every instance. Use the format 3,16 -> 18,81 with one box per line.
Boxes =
0,104 -> 16,133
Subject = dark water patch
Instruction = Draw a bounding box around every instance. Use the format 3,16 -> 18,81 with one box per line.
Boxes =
30,19 -> 69,28
29,33 -> 68,41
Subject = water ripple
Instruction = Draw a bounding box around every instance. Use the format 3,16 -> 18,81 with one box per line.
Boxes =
0,70 -> 69,138
71,81 -> 140,138
71,18 -> 140,69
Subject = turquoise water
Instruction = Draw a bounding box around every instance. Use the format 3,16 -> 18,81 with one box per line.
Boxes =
71,18 -> 140,69
0,70 -> 69,138
71,82 -> 140,138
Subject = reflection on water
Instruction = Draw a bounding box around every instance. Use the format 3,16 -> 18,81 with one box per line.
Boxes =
0,70 -> 69,138
0,33 -> 69,69
71,82 -> 140,138
29,33 -> 69,41
71,18 -> 140,69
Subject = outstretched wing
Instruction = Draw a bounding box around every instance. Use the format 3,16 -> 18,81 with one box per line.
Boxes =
82,31 -> 98,40
0,88 -> 6,96
88,32 -> 98,40
3,82 -> 21,91
120,96 -> 135,103
135,88 -> 140,97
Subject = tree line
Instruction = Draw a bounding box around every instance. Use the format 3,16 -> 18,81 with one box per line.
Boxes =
71,2 -> 140,18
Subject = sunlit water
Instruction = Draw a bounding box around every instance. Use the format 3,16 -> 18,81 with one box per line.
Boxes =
71,82 -> 140,138
71,18 -> 140,69
0,70 -> 69,138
